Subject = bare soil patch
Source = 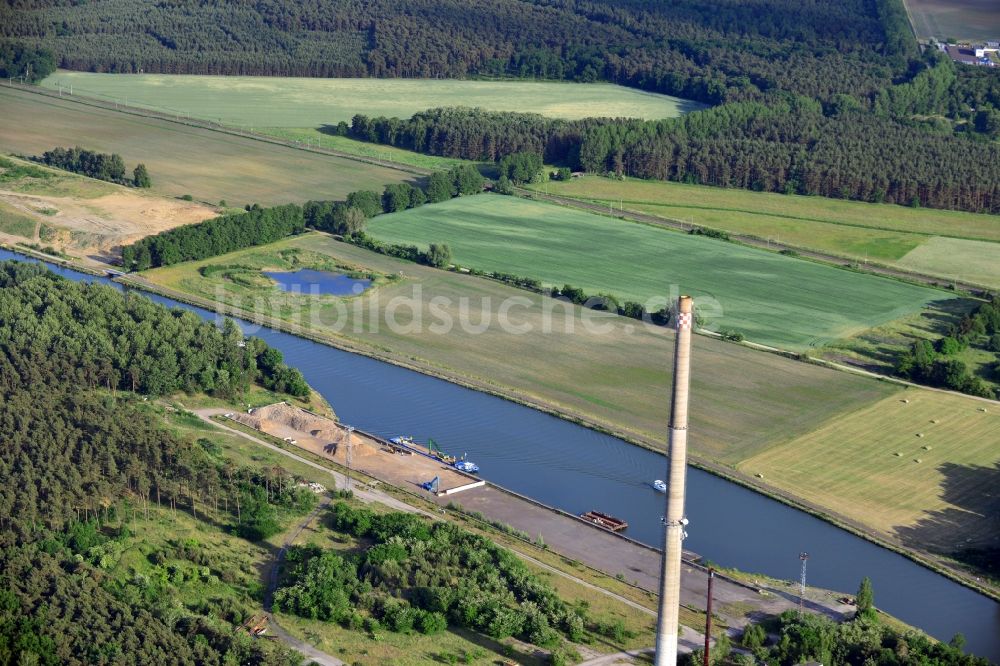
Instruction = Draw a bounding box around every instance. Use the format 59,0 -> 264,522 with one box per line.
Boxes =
231,403 -> 475,493
0,187 -> 214,261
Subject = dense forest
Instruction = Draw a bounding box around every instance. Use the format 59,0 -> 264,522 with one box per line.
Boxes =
0,260 -> 319,664
36,146 -> 151,187
275,502 -> 585,657
0,260 -> 307,400
0,0 -> 912,104
122,165 -> 485,270
5,0 -> 1000,210
348,100 -> 1000,213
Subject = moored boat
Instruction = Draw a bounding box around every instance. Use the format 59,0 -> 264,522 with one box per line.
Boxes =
454,460 -> 479,473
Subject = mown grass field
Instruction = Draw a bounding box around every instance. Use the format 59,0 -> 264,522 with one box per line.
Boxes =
40,72 -> 704,125
737,389 -> 1000,555
904,0 -> 1000,41
0,86 -> 413,207
533,177 -> 1000,288
142,233 -> 895,460
895,237 -> 1000,288
366,194 -> 947,350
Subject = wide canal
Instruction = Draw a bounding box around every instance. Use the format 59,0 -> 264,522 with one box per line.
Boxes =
4,249 -> 997,661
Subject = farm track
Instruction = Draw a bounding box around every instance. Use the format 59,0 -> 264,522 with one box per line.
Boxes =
521,189 -> 994,297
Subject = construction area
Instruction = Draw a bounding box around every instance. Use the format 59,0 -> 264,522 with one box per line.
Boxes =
229,402 -> 484,496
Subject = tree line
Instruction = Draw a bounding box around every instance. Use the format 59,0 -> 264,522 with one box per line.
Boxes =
0,259 -> 322,665
35,146 -> 151,188
0,39 -> 54,82
122,164 -> 485,270
274,500 -> 586,660
122,203 -> 306,270
895,296 -> 1000,399
348,100 -> 1000,213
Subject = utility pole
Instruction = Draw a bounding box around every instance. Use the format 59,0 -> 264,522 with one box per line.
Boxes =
654,295 -> 695,666
799,552 -> 810,615
237,338 -> 248,409
704,569 -> 714,666
345,426 -> 355,491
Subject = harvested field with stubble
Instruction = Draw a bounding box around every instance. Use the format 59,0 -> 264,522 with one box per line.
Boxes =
904,0 -> 1000,41
143,232 -> 897,460
0,86 -> 414,207
738,390 -> 1000,555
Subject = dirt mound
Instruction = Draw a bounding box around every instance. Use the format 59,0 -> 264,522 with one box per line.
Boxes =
244,403 -> 327,432
312,428 -> 342,442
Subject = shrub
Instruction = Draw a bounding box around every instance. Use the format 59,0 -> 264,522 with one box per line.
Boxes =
416,610 -> 448,635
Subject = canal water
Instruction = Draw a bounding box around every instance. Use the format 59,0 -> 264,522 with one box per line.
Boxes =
263,268 -> 371,296
3,249 -> 998,661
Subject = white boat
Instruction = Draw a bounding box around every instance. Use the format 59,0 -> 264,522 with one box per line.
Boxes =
652,479 -> 667,492
454,460 -> 480,474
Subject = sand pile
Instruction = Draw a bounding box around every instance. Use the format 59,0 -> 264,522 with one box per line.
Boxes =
242,403 -> 325,432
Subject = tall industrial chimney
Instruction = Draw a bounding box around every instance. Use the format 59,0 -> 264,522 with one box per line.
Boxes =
654,295 -> 695,666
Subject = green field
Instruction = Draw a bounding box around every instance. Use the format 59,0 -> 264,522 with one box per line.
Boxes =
533,177 -> 1000,288
40,72 -> 704,125
739,389 -> 1000,556
895,237 -> 1000,287
365,194 -> 948,350
0,86 -> 413,207
142,234 -> 894,460
256,126 -> 472,170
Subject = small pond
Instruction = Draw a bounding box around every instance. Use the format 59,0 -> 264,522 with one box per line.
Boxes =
264,269 -> 371,296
